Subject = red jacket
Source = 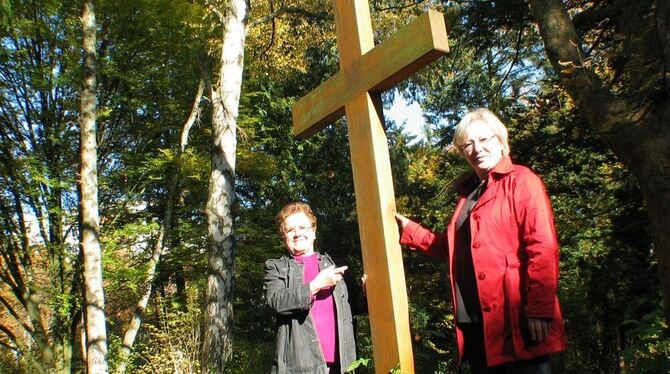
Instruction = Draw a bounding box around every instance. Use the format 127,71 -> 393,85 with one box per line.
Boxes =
400,156 -> 567,366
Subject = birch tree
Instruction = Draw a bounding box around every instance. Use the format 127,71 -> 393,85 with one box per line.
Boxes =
202,0 -> 248,371
80,0 -> 108,372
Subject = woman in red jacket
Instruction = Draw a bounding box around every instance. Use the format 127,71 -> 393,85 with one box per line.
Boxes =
396,109 -> 567,373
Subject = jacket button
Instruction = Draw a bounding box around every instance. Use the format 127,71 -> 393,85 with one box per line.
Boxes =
478,272 -> 486,280
472,241 -> 481,249
473,213 -> 479,220
482,305 -> 492,312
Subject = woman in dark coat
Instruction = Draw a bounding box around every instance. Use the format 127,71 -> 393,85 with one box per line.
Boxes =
265,202 -> 366,373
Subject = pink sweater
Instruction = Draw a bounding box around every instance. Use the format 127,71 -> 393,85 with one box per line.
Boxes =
294,253 -> 338,364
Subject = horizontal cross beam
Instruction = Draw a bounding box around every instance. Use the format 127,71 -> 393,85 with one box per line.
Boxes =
292,10 -> 448,138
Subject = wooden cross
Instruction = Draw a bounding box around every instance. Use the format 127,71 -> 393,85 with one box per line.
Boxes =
292,2 -> 448,372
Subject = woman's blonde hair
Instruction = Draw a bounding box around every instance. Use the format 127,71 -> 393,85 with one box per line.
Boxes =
452,108 -> 510,155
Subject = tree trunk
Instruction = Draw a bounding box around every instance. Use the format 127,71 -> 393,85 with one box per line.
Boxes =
527,0 -> 670,327
116,78 -> 204,373
202,1 -> 248,372
0,203 -> 54,372
21,287 -> 53,373
79,1 -> 109,372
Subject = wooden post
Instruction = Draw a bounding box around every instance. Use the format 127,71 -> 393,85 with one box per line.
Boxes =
292,2 -> 448,372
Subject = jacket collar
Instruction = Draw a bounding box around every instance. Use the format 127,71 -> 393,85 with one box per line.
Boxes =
285,252 -> 333,265
476,156 -> 514,208
456,155 -> 514,195
488,155 -> 514,177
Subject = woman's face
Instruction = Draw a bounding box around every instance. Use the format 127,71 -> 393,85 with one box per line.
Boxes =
282,212 -> 316,256
461,120 -> 505,178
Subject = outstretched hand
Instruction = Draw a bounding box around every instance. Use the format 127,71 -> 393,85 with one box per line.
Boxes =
309,265 -> 348,295
395,213 -> 410,232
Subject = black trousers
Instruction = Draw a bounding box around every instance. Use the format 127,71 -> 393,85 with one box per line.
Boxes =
459,323 -> 551,374
327,362 -> 341,374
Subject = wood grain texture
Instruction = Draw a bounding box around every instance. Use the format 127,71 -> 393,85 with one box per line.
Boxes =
291,1 -> 449,371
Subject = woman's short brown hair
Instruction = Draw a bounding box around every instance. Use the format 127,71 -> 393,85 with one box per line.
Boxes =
276,202 -> 318,234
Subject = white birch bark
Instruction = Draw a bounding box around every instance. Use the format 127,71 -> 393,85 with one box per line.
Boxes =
202,0 -> 248,371
79,1 -> 109,373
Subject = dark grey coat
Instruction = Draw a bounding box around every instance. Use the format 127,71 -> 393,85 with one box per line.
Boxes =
264,253 -> 365,374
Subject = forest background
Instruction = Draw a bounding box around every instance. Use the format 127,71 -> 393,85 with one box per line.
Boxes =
1,0 -> 669,373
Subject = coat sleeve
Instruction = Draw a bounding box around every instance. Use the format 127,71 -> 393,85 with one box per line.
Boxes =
264,259 -> 312,316
399,220 -> 449,260
515,171 -> 560,319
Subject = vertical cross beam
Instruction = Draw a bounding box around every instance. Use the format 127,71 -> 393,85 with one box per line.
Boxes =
292,2 -> 448,372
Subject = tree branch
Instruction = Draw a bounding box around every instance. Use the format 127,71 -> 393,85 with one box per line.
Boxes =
0,324 -> 19,349
0,293 -> 34,335
571,3 -> 622,31
249,6 -> 331,28
654,0 -> 670,90
207,3 -> 225,24
373,0 -> 426,12
527,0 -> 637,133
491,22 -> 524,101
0,339 -> 18,354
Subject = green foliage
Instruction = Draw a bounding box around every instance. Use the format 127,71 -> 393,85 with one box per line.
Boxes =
120,293 -> 203,374
620,311 -> 670,373
0,0 -> 10,31
0,1 -> 666,373
346,357 -> 371,372
221,339 -> 275,374
0,354 -> 16,374
0,0 -> 85,371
